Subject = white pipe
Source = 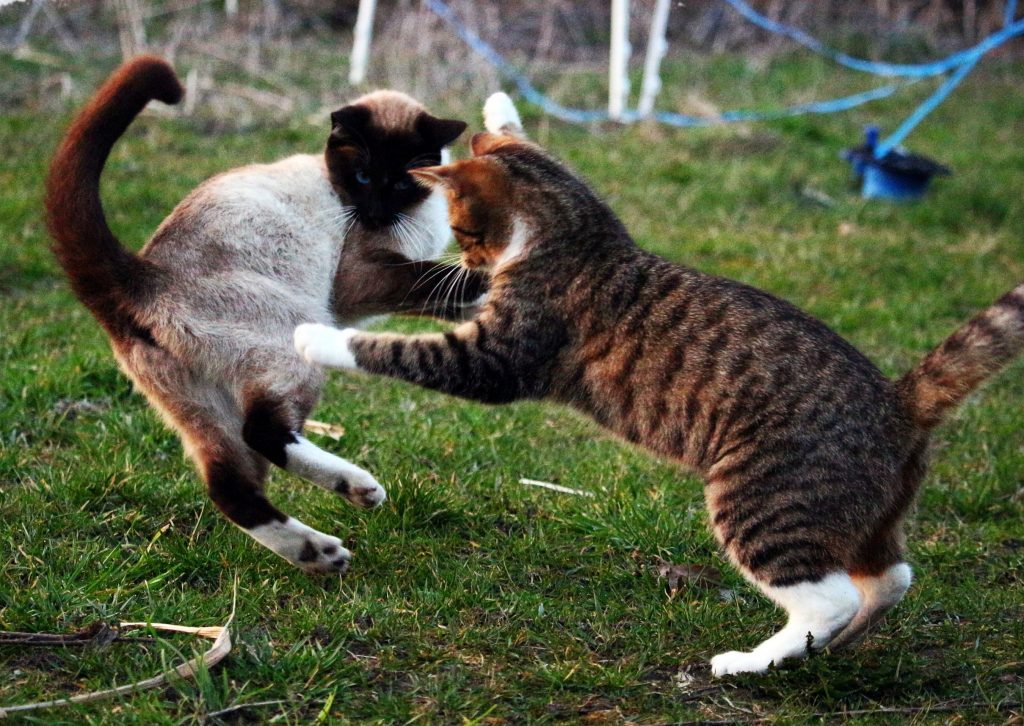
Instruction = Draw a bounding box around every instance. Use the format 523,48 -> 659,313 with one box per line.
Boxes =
638,0 -> 671,117
349,0 -> 378,86
608,0 -> 631,121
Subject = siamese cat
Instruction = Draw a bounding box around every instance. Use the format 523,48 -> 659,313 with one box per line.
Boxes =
45,56 -> 483,572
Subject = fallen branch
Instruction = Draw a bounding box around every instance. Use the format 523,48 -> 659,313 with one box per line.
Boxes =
0,585 -> 236,719
0,622 -> 153,647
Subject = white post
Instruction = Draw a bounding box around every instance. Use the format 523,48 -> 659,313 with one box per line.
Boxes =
608,0 -> 631,121
225,0 -> 238,18
637,0 -> 671,117
349,0 -> 378,86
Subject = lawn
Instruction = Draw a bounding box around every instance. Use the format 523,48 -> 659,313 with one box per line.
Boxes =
1,46 -> 1023,724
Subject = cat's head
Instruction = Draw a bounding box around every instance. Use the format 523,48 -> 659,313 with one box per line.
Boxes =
409,131 -> 545,271
325,90 -> 467,234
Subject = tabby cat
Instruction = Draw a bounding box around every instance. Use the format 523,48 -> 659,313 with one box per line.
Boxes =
294,94 -> 1024,674
45,56 -> 483,573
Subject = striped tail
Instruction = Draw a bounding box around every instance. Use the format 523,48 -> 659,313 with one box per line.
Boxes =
898,284 -> 1024,429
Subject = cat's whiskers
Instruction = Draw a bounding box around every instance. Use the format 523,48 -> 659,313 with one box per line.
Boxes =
439,262 -> 469,318
310,205 -> 357,236
413,257 -> 460,301
404,153 -> 442,170
395,212 -> 434,261
422,261 -> 464,316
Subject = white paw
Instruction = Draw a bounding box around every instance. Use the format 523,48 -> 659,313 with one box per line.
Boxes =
294,323 -> 360,369
335,463 -> 387,509
249,518 -> 352,574
710,650 -> 774,677
295,531 -> 353,574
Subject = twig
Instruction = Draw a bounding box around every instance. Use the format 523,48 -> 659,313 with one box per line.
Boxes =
0,578 -> 238,718
0,628 -> 155,647
205,699 -> 290,722
519,478 -> 595,497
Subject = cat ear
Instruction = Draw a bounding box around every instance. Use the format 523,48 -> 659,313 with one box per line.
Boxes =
409,165 -> 457,190
328,105 -> 369,147
418,115 -> 468,148
470,131 -> 516,156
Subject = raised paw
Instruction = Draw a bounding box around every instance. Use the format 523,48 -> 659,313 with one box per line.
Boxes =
710,650 -> 774,677
333,464 -> 387,509
294,323 -> 360,369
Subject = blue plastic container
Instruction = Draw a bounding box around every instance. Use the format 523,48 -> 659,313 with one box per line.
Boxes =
843,127 -> 950,201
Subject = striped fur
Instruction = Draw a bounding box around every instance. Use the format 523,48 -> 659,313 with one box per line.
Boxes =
898,284 -> 1024,428
298,119 -> 1023,672
44,56 -> 480,572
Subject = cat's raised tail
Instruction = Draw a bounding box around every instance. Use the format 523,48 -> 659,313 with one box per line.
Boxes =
483,92 -> 524,137
899,283 -> 1024,428
45,56 -> 183,343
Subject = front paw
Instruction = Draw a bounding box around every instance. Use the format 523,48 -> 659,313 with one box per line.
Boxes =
294,323 -> 360,369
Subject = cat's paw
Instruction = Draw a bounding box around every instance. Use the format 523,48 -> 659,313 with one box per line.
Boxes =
295,531 -> 353,574
294,323 -> 360,369
710,650 -> 774,677
335,466 -> 387,509
249,518 -> 352,574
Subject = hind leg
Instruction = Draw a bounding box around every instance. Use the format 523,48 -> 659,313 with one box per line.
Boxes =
710,571 -> 861,676
239,365 -> 386,509
201,446 -> 351,573
707,477 -> 862,676
828,563 -> 912,650
123,347 -> 351,572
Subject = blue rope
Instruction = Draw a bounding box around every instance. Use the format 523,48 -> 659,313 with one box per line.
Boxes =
721,0 -> 1024,78
425,0 -> 1023,147
425,0 -> 914,126
875,53 -> 981,156
647,80 -> 917,127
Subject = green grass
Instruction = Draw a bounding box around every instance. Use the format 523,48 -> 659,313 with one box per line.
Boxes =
1,49 -> 1023,724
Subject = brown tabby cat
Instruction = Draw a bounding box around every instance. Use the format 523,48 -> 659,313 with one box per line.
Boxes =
294,94 -> 1024,674
45,56 -> 483,574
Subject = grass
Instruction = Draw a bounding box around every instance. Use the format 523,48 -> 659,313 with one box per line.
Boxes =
1,45 -> 1023,724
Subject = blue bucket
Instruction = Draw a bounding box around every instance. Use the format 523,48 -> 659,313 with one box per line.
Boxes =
843,127 -> 950,201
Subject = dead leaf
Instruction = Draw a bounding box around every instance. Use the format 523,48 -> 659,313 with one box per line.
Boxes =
654,558 -> 723,598
304,419 -> 345,440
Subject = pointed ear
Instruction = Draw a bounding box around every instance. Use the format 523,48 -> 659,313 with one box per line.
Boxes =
409,165 -> 457,190
328,105 -> 370,147
470,131 -> 517,156
418,114 -> 468,148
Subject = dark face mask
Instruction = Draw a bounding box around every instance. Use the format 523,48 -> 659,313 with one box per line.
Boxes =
325,104 -> 467,230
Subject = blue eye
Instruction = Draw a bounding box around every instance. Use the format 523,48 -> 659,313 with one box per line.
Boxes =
394,178 -> 411,190
355,170 -> 370,185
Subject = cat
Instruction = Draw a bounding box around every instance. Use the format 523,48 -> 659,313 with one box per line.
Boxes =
44,55 -> 485,574
293,93 -> 1024,674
